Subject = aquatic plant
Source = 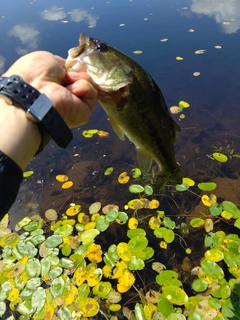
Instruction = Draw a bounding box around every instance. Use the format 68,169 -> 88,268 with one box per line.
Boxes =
0,172 -> 240,319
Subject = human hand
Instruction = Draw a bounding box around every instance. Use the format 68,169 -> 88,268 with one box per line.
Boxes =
2,51 -> 99,128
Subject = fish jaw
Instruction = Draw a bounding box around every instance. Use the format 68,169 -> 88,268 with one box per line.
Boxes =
66,34 -> 133,92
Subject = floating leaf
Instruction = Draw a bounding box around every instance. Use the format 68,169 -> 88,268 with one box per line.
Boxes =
192,278 -> 208,292
160,38 -> 168,42
104,167 -> 113,175
183,177 -> 195,186
193,72 -> 200,76
128,236 -> 148,253
176,182 -> 189,191
201,194 -> 217,207
102,204 -> 119,214
144,185 -> 153,195
212,152 -> 228,162
45,209 -> 58,221
179,101 -> 190,108
190,218 -> 205,228
129,184 -> 144,193
131,168 -> 141,178
45,235 -> 62,248
97,130 -> 109,137
201,259 -> 224,279
128,217 -> 138,230
162,286 -> 188,305
209,205 -> 222,219
66,204 -> 81,216
204,218 -> 214,232
188,29 -> 195,32
127,199 -> 144,210
170,106 -> 180,114
198,182 -> 217,191
176,56 -> 183,60
195,49 -> 206,54
89,202 -> 101,214
62,181 -> 73,189
23,171 -> 34,178
56,175 -> 68,182
118,172 -> 130,184
133,50 -> 143,54
205,249 -> 224,262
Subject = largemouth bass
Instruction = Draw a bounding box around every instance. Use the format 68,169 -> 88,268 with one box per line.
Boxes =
66,34 -> 182,190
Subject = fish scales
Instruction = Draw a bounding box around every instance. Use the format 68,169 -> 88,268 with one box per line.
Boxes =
65,34 -> 182,190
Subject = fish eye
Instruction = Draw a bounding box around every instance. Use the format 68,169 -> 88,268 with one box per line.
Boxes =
96,42 -> 108,52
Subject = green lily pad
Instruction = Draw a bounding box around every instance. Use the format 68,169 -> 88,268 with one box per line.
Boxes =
128,256 -> 145,270
131,168 -> 141,178
50,277 -> 65,297
105,209 -> 119,222
79,229 -> 100,245
104,167 -> 114,175
209,203 -> 222,216
129,184 -> 144,193
168,314 -> 186,320
127,228 -> 146,238
58,307 -> 72,320
49,267 -> 63,280
176,182 -> 189,191
26,258 -> 41,277
197,182 -> 217,191
157,294 -> 174,318
92,281 -> 112,298
96,216 -> 109,232
31,287 -> 46,313
45,235 -> 63,248
222,201 -> 240,218
156,270 -> 182,287
163,217 -> 176,229
162,285 -> 188,305
117,211 -> 128,222
204,249 -> 224,262
144,185 -> 153,195
191,278 -> 208,292
201,259 -> 224,279
128,236 -> 148,253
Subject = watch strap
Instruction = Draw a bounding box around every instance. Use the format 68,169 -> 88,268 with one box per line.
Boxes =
0,75 -> 72,149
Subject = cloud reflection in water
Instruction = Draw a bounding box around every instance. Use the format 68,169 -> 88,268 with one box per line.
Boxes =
191,0 -> 240,34
8,24 -> 40,55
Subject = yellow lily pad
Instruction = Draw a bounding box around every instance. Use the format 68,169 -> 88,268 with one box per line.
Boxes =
56,174 -> 68,182
66,205 -> 81,216
201,194 -> 217,207
62,181 -> 73,189
97,130 -> 109,137
212,152 -> 228,162
118,172 -> 130,184
176,56 -> 183,60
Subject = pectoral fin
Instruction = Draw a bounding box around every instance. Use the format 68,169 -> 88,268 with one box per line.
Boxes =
136,148 -> 152,172
108,116 -> 125,140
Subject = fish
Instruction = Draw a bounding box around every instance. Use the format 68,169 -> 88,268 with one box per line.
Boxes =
65,33 -> 182,190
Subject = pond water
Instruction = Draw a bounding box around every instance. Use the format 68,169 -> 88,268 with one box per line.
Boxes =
2,0 -> 239,223
1,0 -> 240,318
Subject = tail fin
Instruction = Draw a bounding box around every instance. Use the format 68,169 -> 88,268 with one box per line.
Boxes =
154,166 -> 182,192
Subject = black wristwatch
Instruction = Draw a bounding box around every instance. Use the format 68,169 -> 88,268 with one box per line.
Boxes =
0,75 -> 73,150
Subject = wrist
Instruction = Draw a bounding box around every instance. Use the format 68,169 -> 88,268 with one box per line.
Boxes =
0,99 -> 41,170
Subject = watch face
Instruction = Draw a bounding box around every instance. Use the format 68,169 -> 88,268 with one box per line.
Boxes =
0,93 -> 13,105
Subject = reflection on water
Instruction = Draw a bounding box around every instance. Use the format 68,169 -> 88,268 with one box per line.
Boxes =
191,0 -> 240,34
40,6 -> 67,21
40,6 -> 97,28
8,24 -> 40,55
70,8 -> 97,27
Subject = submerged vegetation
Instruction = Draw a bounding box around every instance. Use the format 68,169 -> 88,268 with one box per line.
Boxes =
0,169 -> 240,319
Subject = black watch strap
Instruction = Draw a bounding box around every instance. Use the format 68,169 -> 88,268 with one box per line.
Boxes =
0,75 -> 72,149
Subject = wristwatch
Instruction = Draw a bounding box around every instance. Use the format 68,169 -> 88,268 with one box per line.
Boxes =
0,75 -> 73,151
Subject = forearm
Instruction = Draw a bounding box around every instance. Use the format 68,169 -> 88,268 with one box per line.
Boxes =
0,99 -> 41,170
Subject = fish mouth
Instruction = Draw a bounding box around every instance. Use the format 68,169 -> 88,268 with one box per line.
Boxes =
65,34 -> 90,71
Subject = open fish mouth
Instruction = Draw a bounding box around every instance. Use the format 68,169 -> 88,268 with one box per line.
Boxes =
65,34 -> 90,71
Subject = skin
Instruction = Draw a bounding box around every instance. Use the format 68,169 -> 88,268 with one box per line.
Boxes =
0,51 -> 99,170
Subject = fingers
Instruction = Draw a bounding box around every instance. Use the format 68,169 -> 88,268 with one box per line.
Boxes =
66,78 -> 99,103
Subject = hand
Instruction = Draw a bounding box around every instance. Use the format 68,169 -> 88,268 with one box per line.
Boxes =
3,51 -> 99,128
